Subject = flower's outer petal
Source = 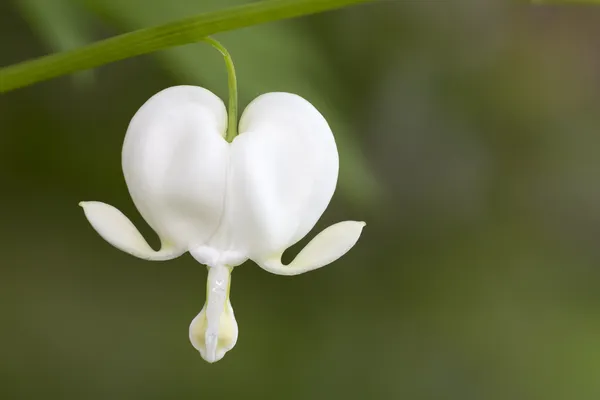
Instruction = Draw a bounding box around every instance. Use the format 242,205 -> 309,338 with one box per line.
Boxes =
79,201 -> 183,260
123,85 -> 229,252
256,221 -> 365,276
226,92 -> 338,258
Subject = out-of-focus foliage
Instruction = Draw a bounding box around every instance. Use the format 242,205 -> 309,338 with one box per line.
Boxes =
2,1 -> 600,400
533,1 -> 600,3
13,0 -> 96,86
15,0 -> 94,55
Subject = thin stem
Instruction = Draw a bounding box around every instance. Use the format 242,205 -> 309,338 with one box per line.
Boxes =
203,38 -> 238,142
0,0 -> 374,93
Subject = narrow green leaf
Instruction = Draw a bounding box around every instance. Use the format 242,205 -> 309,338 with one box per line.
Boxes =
0,0 -> 374,92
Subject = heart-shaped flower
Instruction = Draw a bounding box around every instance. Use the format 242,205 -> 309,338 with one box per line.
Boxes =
80,85 -> 365,362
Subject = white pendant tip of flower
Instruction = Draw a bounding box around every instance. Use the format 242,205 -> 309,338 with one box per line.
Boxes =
189,266 -> 238,363
257,220 -> 366,276
79,201 -> 182,261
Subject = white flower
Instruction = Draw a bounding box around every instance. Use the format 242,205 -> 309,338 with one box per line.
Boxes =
79,85 -> 365,363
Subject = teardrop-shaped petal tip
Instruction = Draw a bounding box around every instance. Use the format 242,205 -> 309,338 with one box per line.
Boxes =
257,220 -> 366,276
79,201 -> 182,261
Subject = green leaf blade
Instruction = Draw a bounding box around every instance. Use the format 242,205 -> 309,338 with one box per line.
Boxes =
0,0 -> 374,92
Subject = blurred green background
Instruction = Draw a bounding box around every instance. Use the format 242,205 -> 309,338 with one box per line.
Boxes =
2,1 -> 600,399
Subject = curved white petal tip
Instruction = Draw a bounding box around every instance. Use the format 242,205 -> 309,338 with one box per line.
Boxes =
79,201 -> 182,261
257,220 -> 366,276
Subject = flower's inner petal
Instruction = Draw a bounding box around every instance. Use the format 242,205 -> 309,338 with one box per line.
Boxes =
224,92 -> 339,258
79,201 -> 184,260
189,298 -> 238,363
122,86 -> 230,251
256,221 -> 366,275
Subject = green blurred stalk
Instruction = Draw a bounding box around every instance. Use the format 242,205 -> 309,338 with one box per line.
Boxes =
0,0 -> 374,92
203,38 -> 238,142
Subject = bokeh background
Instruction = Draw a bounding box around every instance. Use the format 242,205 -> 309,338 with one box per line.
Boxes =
2,1 -> 600,399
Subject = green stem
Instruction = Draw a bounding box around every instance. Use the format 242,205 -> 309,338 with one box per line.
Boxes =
203,38 -> 238,142
0,0 -> 374,93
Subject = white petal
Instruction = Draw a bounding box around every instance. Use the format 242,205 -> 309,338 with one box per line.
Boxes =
256,221 -> 365,276
225,92 -> 339,258
79,201 -> 183,260
122,85 -> 229,252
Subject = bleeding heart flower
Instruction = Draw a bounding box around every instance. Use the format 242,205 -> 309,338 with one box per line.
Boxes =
80,85 -> 365,362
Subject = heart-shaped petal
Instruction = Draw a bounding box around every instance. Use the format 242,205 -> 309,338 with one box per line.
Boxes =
225,92 -> 339,261
123,85 -> 230,251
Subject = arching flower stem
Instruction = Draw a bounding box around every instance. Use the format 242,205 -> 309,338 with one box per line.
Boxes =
203,37 -> 238,142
